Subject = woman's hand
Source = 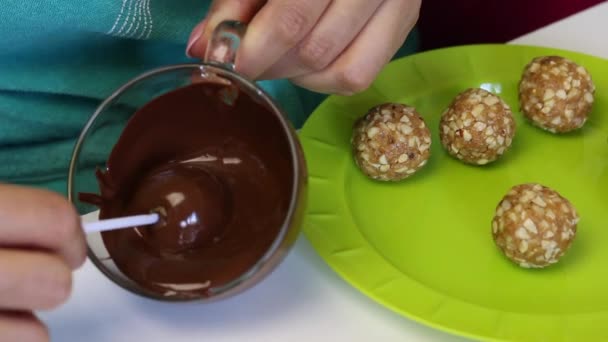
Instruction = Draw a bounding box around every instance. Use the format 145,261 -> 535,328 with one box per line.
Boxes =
0,184 -> 86,342
187,0 -> 421,95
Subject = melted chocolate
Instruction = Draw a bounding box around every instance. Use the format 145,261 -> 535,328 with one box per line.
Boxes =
80,82 -> 294,298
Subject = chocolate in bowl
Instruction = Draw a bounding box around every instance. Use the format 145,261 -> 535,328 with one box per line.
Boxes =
79,82 -> 296,299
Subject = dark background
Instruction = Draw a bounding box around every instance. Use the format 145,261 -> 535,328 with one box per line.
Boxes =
417,0 -> 606,51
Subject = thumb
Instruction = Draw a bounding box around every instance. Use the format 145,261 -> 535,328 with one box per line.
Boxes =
186,0 -> 266,59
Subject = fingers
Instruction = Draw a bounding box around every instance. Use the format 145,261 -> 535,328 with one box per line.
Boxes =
187,0 -> 266,58
0,185 -> 81,336
237,0 -> 332,79
290,0 -> 421,95
187,0 -> 421,95
0,311 -> 48,342
0,250 -> 72,311
261,0 -> 384,79
186,20 -> 208,58
0,184 -> 86,269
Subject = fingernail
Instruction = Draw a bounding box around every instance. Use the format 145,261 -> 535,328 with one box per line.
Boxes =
186,20 -> 207,58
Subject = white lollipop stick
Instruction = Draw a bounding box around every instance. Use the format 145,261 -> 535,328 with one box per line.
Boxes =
82,213 -> 160,234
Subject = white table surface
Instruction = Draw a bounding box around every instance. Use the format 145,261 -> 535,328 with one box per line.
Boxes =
40,3 -> 608,341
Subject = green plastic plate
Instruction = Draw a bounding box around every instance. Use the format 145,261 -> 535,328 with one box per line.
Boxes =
299,44 -> 608,341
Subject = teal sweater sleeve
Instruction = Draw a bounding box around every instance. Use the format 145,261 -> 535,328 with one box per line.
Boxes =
0,0 -> 419,195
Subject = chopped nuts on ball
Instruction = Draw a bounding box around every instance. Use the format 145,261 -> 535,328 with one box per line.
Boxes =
352,103 -> 431,181
492,183 -> 579,268
439,88 -> 516,165
519,56 -> 595,133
